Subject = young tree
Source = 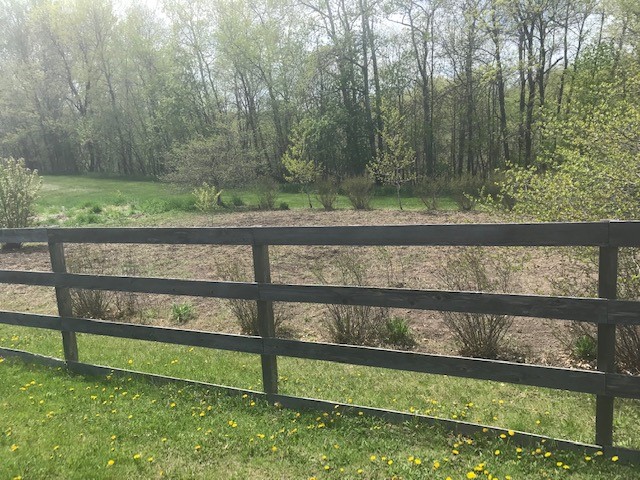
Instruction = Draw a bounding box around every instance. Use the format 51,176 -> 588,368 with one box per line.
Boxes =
367,105 -> 416,209
281,121 -> 323,208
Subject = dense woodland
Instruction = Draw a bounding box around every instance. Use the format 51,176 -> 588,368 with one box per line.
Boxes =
0,0 -> 638,184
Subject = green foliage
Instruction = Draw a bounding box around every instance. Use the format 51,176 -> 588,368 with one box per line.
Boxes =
341,175 -> 374,210
255,176 -> 280,210
383,317 -> 416,350
437,248 -> 519,359
278,201 -> 290,211
315,177 -> 339,211
170,302 -> 197,324
0,157 -> 42,237
414,174 -> 447,211
281,123 -> 323,208
193,183 -> 223,213
367,106 -> 416,210
231,195 -> 245,207
450,174 -> 484,211
573,335 -> 597,363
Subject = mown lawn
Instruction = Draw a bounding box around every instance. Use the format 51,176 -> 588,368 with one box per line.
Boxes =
36,175 -> 456,226
0,354 -> 636,480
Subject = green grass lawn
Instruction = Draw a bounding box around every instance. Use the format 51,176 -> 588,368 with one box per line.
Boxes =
1,352 -> 636,480
36,176 -> 456,226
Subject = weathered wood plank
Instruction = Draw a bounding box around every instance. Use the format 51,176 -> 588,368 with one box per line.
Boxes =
44,222 -> 610,247
47,227 -> 255,245
61,316 -> 263,354
260,283 -> 607,322
0,311 -> 61,330
596,246 -> 618,447
0,347 -> 66,368
608,300 -> 640,325
609,221 -> 640,247
0,270 -> 259,299
0,228 -> 48,243
253,244 -> 278,396
48,241 -> 78,363
606,373 -> 640,400
0,270 -> 612,321
264,338 -> 605,395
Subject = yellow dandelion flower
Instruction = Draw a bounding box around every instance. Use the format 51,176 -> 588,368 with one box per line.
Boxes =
271,446 -> 278,452
433,460 -> 440,469
414,458 -> 422,465
612,456 -> 619,462
508,430 -> 515,436
357,469 -> 364,474
499,433 -> 507,439
148,457 -> 154,462
324,465 -> 330,471
133,453 -> 141,460
107,459 -> 115,466
495,450 -> 501,455
111,435 -> 116,440
387,459 -> 393,465
516,447 -> 523,453
194,445 -> 201,451
370,455 -> 376,461
585,456 -> 592,461
544,452 -> 552,458
596,451 -> 604,456
467,473 -> 477,479
452,449 -> 459,455
556,461 -> 563,467
10,444 -> 18,452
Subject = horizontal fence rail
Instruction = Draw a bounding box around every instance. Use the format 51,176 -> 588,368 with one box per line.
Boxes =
1,221 -> 640,459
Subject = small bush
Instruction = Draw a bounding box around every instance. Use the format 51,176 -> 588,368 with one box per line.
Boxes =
573,334 -> 597,362
67,247 -> 139,321
313,252 -> 391,346
414,174 -> 447,210
383,317 -> 416,350
278,201 -> 290,210
450,174 -> 484,211
437,248 -> 518,359
231,195 -> 245,207
0,157 -> 42,249
171,302 -> 197,324
193,183 -> 223,213
342,175 -> 374,210
256,176 -> 280,210
217,262 -> 286,335
315,178 -> 339,211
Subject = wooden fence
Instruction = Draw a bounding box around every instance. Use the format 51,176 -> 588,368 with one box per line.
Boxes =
1,221 -> 640,461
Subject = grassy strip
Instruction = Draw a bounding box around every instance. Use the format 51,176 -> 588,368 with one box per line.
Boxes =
1,357 -> 636,480
36,176 -> 456,226
1,324 -> 638,453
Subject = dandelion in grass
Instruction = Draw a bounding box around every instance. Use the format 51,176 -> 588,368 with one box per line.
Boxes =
194,445 -> 201,452
467,473 -> 477,479
107,460 -> 115,467
10,444 -> 18,452
612,456 -> 619,462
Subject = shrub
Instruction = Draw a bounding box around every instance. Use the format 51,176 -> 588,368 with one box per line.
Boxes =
315,178 -> 339,211
437,248 -> 518,359
342,175 -> 374,210
450,174 -> 484,211
573,334 -> 597,362
171,302 -> 197,324
256,176 -> 280,210
383,317 -> 416,350
414,174 -> 447,211
67,247 -> 139,321
278,201 -> 290,211
313,251 -> 392,346
193,183 -> 223,212
217,262 -> 286,335
231,195 -> 245,207
0,157 -> 42,249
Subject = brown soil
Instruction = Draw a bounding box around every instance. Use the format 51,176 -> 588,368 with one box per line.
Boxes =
0,209 -> 589,367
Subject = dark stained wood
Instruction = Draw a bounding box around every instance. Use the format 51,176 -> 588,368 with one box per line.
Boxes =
61,316 -> 263,353
47,227 -> 255,245
48,241 -> 78,363
606,373 -> 640,400
609,221 -> 640,247
0,228 -> 48,243
263,338 -> 604,395
0,270 -> 258,299
596,246 -> 618,447
43,222 -> 610,247
608,300 -> 640,325
260,283 -> 607,322
0,311 -> 61,330
253,244 -> 278,396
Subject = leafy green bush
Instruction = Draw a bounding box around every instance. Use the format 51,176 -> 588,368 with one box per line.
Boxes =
573,334 -> 597,362
341,175 -> 374,210
449,174 -> 484,211
193,183 -> 223,212
171,303 -> 197,324
437,248 -> 519,359
231,195 -> 245,207
256,176 -> 280,210
278,202 -> 290,211
414,174 -> 447,211
0,157 -> 42,249
315,178 -> 339,211
383,317 -> 416,350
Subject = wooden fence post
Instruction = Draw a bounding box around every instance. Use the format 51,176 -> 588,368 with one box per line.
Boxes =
47,240 -> 78,363
595,245 -> 618,447
252,244 -> 278,398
